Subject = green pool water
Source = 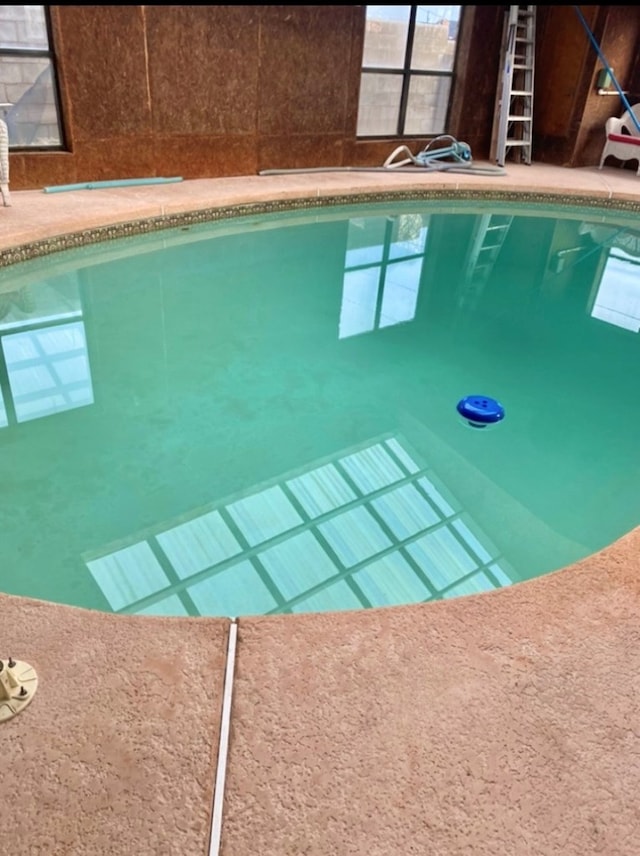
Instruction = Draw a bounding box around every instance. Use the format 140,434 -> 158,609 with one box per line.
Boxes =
2,199 -> 640,617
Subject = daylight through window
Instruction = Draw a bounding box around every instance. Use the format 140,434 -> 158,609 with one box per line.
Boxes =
357,5 -> 461,138
0,5 -> 63,148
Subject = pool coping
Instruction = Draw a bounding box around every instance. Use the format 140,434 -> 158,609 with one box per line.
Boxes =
3,184 -> 640,269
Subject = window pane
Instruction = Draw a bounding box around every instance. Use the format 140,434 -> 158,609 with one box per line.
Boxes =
0,389 -> 8,428
345,217 -> 387,266
379,258 -> 422,328
357,72 -> 402,136
412,6 -> 460,72
389,214 -> 428,258
339,268 -> 380,339
0,56 -> 61,146
404,73 -> 451,135
0,276 -> 82,332
591,250 -> 640,333
363,6 -> 410,69
3,321 -> 94,423
0,5 -> 49,50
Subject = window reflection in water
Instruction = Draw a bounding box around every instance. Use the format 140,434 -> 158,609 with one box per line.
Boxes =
0,273 -> 94,426
84,433 -> 514,617
0,387 -> 7,427
339,214 -> 428,338
582,225 -> 640,333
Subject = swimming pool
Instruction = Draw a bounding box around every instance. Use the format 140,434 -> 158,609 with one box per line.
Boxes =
2,196 -> 640,617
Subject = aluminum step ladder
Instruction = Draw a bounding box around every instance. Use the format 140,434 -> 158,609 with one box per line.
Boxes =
491,5 -> 536,167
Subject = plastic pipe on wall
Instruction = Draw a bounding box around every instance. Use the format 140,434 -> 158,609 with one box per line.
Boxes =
43,176 -> 183,193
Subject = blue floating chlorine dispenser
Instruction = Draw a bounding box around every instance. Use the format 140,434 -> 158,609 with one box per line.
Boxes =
456,394 -> 505,429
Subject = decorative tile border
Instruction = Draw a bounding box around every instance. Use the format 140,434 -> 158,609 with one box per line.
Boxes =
2,189 -> 640,269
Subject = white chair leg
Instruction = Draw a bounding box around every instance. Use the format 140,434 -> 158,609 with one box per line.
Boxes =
599,146 -> 606,169
0,117 -> 10,207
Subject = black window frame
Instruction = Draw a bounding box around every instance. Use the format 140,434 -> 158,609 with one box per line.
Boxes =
0,5 -> 66,151
358,5 -> 463,140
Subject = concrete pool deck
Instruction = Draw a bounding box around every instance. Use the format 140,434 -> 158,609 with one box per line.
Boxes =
2,162 -> 640,255
2,162 -> 640,855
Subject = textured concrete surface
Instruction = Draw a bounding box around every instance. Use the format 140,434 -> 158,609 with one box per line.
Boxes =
2,163 -> 640,253
0,594 -> 229,856
2,165 -> 640,855
225,530 -> 640,856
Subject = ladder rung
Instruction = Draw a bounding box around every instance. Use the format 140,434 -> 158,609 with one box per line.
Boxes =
493,5 -> 536,165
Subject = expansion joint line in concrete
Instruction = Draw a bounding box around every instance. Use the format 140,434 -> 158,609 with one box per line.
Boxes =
208,618 -> 238,856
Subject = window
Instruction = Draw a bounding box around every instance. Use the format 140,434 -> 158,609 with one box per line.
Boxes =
357,5 -> 461,138
0,5 -> 63,148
